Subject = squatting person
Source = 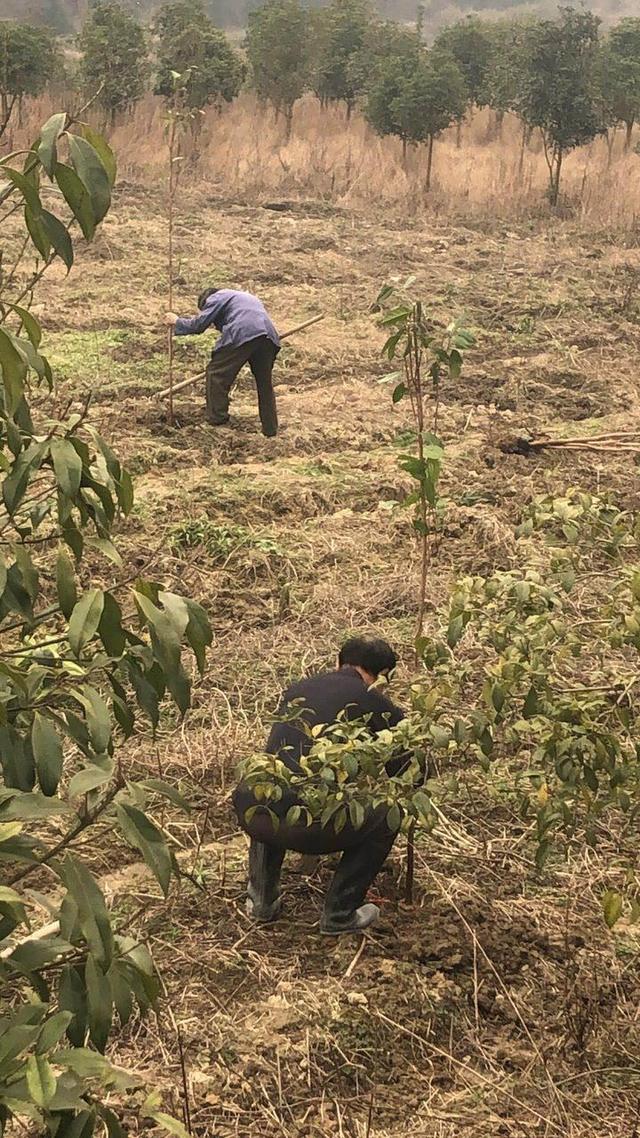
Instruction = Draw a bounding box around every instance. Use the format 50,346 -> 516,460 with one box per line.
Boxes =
233,637 -> 414,936
164,288 -> 280,436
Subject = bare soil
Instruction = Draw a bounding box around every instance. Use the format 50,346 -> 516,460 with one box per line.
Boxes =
36,185 -> 640,1137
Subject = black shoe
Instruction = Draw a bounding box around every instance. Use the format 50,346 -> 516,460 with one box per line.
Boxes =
246,894 -> 281,923
320,903 -> 380,935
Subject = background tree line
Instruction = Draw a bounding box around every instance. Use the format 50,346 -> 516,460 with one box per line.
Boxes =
2,0 -> 640,201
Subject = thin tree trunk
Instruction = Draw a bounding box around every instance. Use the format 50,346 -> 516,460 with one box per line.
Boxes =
518,119 -> 531,177
495,108 -> 504,139
0,91 -> 16,141
425,134 -> 434,192
285,104 -> 293,142
456,118 -> 462,149
550,146 -> 562,207
402,137 -> 408,170
606,129 -> 616,168
625,118 -> 635,151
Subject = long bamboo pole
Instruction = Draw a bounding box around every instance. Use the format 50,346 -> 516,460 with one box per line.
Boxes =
158,313 -> 325,401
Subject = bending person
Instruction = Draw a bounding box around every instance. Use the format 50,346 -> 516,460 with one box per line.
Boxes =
165,288 -> 280,436
233,637 -> 413,936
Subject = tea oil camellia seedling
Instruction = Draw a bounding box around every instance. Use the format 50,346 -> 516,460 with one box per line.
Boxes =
0,113 -> 211,1136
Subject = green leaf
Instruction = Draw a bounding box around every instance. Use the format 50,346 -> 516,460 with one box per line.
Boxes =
1,166 -> 42,212
41,209 -> 74,271
0,327 -> 27,415
59,965 -> 88,1047
491,684 -> 506,714
68,764 -> 113,798
62,854 -> 114,967
79,125 -> 117,187
32,712 -> 64,797
75,685 -> 112,754
68,135 -> 111,225
85,955 -> 113,1053
135,592 -> 191,714
56,547 -> 78,619
109,960 -> 134,1027
54,162 -> 96,242
38,112 -> 67,176
24,203 -> 51,259
141,779 -> 191,812
116,804 -> 172,897
25,1053 -> 57,1107
117,468 -> 134,515
8,934 -> 73,973
50,437 -> 83,497
429,725 -> 449,749
392,382 -> 406,404
69,589 -> 105,657
36,1011 -> 74,1054
98,592 -> 126,657
447,614 -> 464,648
602,890 -> 623,930
348,800 -> 365,829
98,1106 -> 126,1138
523,686 -> 539,719
183,597 -> 212,675
146,1112 -> 190,1138
55,1109 -> 96,1138
386,804 -> 402,832
4,302 -> 42,348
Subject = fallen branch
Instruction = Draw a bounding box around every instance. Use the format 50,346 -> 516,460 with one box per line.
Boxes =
500,429 -> 640,457
158,313 -> 325,400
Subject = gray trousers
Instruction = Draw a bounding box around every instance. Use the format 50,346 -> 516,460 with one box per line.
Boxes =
205,336 -> 279,436
233,785 -> 398,927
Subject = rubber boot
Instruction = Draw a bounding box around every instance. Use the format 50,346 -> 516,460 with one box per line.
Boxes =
320,903 -> 380,935
246,839 -> 284,923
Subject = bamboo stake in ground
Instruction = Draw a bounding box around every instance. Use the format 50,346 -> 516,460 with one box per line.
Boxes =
158,313 -> 325,401
166,114 -> 178,428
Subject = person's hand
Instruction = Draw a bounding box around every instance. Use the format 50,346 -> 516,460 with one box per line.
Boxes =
163,311 -> 178,327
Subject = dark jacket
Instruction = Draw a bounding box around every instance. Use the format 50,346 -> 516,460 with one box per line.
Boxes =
266,666 -> 407,775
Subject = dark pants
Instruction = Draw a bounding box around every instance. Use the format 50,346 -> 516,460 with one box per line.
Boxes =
233,785 -> 398,927
206,336 -> 278,436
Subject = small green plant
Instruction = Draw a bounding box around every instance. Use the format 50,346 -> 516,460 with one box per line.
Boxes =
374,279 -> 474,647
170,517 -> 281,560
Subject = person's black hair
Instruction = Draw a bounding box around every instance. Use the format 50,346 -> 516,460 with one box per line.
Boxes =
197,287 -> 220,310
338,637 -> 397,677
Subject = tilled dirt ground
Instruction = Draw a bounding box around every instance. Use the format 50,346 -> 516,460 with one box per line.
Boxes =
34,185 -> 640,1136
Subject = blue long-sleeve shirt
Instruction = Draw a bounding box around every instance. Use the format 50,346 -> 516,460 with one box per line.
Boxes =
174,289 -> 281,353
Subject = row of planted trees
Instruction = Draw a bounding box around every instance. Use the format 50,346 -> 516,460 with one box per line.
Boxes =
2,1 -> 640,202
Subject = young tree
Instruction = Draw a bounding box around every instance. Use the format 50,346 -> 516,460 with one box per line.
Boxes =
433,15 -> 493,108
0,111 -> 211,1134
313,0 -> 373,118
154,2 -> 244,112
480,19 -> 529,136
516,7 -> 603,206
600,18 -> 640,151
347,18 -> 420,102
78,0 -> 148,125
365,48 -> 466,189
0,22 -> 59,140
246,0 -> 312,138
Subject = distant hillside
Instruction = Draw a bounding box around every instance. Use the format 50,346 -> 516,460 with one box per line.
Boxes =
1,0 -> 636,33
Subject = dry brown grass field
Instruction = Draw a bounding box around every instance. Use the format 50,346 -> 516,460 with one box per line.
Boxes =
7,95 -> 640,1136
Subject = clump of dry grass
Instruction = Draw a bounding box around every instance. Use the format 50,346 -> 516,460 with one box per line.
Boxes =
109,95 -> 640,228
9,91 -> 640,229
